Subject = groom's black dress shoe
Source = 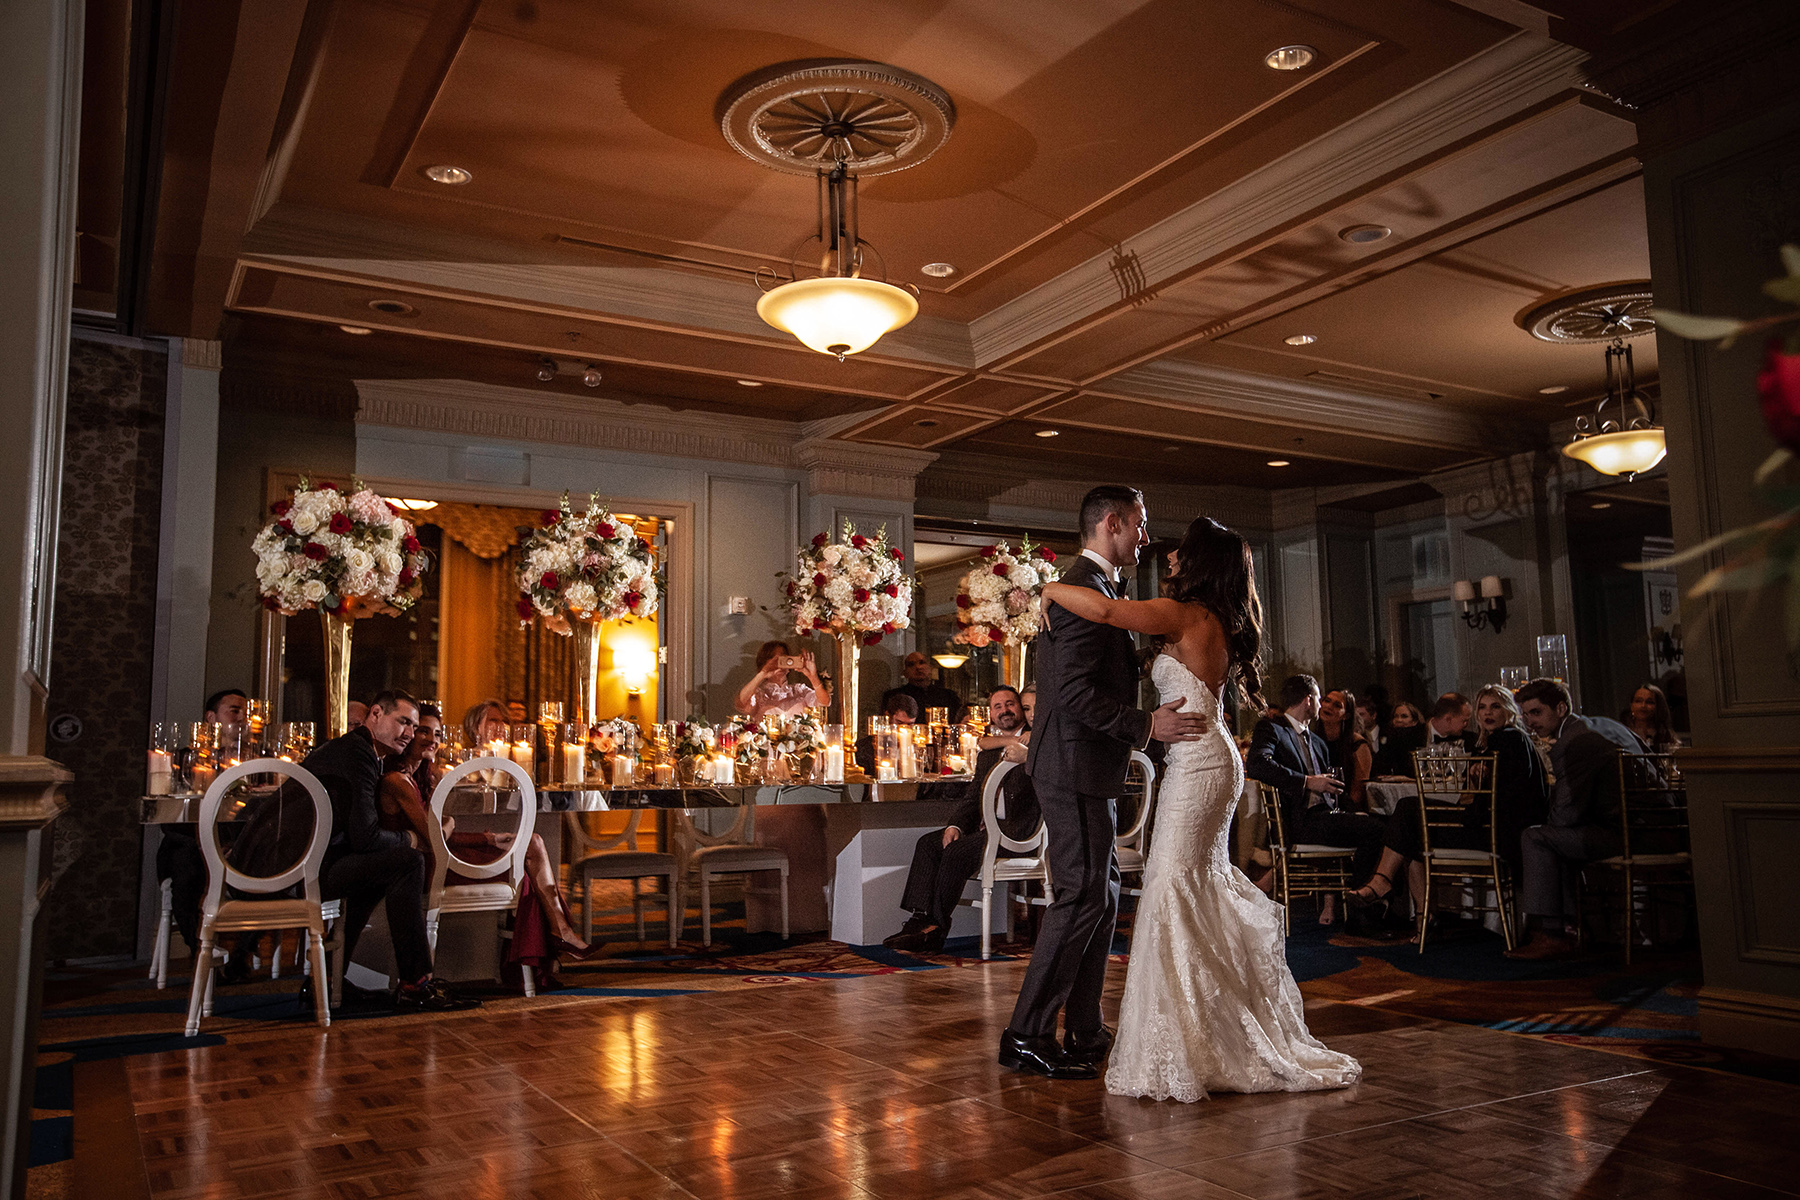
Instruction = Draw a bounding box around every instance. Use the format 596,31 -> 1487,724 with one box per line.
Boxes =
1064,1024 -> 1115,1068
998,1030 -> 1098,1080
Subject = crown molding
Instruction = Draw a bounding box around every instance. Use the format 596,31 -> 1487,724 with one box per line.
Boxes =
968,33 -> 1588,367
797,438 -> 938,502
1106,359 -> 1527,452
246,206 -> 976,369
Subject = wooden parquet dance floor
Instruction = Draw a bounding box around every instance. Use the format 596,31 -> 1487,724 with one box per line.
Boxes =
111,958 -> 1798,1200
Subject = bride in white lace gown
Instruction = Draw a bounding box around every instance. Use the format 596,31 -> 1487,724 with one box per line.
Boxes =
1041,518 -> 1361,1103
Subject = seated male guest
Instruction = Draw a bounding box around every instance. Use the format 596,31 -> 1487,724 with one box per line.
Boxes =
885,686 -> 1038,952
855,693 -> 919,776
882,651 -> 965,724
1507,678 -> 1643,960
976,685 -> 1030,751
1373,692 -> 1474,778
1247,674 -> 1386,925
308,689 -> 479,1011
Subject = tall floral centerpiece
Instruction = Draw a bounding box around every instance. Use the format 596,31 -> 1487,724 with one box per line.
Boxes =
517,494 -> 661,723
782,520 -> 912,738
952,537 -> 1059,689
254,479 -> 431,738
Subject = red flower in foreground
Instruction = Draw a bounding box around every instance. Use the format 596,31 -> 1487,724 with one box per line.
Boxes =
813,573 -> 827,588
883,621 -> 896,633
850,534 -> 868,549
276,519 -> 294,536
623,590 -> 643,609
597,522 -> 615,538
812,532 -> 828,548
271,499 -> 291,516
991,563 -> 1009,577
540,571 -> 560,590
1037,547 -> 1056,563
853,588 -> 870,603
890,547 -> 904,561
541,510 -> 561,526
884,584 -> 899,597
956,594 -> 972,608
261,595 -> 280,611
398,568 -> 415,587
314,481 -> 336,492
517,597 -> 536,620
302,542 -> 328,561
979,545 -> 997,558
401,534 -> 421,553
329,512 -> 353,535
989,625 -> 1005,640
1759,338 -> 1800,454
813,616 -> 829,629
863,632 -> 882,646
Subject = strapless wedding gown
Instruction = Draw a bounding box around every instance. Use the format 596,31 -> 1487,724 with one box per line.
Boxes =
1105,654 -> 1362,1102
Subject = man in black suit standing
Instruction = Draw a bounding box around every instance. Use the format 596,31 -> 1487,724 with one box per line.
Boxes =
1000,485 -> 1208,1080
1248,675 -> 1387,903
1373,692 -> 1475,778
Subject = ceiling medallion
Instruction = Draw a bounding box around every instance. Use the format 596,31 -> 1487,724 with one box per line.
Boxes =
718,60 -> 956,177
1518,283 -> 1657,343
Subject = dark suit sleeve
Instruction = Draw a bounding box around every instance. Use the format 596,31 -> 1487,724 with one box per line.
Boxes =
1246,718 -> 1306,814
308,737 -> 406,856
1046,580 -> 1152,749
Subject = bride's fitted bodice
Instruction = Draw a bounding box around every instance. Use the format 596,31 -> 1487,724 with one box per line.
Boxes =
1148,654 -> 1242,874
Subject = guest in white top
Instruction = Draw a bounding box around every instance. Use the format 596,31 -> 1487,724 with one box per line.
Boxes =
735,640 -> 831,718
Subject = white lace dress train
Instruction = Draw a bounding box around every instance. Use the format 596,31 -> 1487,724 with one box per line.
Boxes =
1105,655 -> 1362,1102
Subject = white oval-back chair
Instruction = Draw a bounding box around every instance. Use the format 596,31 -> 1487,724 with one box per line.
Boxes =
427,757 -> 540,996
1115,750 -> 1159,897
962,759 -> 1052,962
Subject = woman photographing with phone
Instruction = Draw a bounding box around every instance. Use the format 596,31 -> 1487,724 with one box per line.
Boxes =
735,640 -> 832,718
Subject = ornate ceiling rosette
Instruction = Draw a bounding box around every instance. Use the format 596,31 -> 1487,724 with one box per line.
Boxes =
1517,282 -> 1657,343
717,59 -> 956,177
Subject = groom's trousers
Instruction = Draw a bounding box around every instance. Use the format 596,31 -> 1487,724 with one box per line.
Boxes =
1009,777 -> 1118,1038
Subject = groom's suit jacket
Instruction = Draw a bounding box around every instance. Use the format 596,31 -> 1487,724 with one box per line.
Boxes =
1026,554 -> 1151,797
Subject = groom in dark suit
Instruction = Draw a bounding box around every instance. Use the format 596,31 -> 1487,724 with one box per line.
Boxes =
1001,485 -> 1209,1080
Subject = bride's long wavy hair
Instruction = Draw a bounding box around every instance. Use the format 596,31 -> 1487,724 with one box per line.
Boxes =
1156,517 -> 1265,707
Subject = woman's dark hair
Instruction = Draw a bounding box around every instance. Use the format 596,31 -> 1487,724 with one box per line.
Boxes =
1623,681 -> 1675,748
1159,517 -> 1265,706
755,640 -> 792,670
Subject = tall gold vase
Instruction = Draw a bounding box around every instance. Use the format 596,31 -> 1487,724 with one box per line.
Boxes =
321,610 -> 354,739
834,631 -> 861,740
999,640 -> 1028,691
571,618 -> 602,725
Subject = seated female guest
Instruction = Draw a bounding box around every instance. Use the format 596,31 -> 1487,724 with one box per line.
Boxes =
1313,688 -> 1373,811
383,705 -> 595,974
1349,683 -> 1548,925
1388,701 -> 1424,732
1623,682 -> 1681,754
734,640 -> 832,718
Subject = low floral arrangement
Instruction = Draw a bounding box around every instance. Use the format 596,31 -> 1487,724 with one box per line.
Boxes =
254,478 -> 430,616
670,718 -> 716,761
771,712 -> 828,759
721,717 -> 771,766
590,718 -> 641,757
952,537 -> 1059,648
517,493 -> 661,630
781,520 -> 912,646
1648,244 -> 1800,648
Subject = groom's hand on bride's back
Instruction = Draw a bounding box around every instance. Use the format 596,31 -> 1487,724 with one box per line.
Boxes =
1150,698 -> 1208,743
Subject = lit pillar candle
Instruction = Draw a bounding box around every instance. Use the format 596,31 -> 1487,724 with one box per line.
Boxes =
612,754 -> 635,787
562,743 -> 586,784
189,764 -> 216,793
877,761 -> 897,782
147,750 -> 173,796
897,737 -> 916,779
712,755 -> 735,785
511,740 -> 535,779
653,761 -> 674,787
823,744 -> 845,784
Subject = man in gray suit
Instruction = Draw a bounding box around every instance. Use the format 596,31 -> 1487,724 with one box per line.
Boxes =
999,485 -> 1207,1079
1506,677 -> 1645,960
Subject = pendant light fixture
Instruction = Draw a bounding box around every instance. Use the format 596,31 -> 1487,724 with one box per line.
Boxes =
1562,338 -> 1667,480
719,61 -> 954,361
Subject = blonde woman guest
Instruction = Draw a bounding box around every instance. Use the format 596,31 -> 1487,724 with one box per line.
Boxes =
734,641 -> 831,718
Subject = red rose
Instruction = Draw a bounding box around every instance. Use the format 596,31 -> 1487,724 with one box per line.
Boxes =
271,499 -> 291,516
813,573 -> 827,588
261,594 -> 280,610
812,532 -> 828,547
302,542 -> 328,561
1038,547 -> 1056,563
540,571 -> 560,590
883,621 -> 895,633
884,584 -> 899,597
597,522 -> 615,538
850,534 -> 867,549
863,632 -> 882,646
956,594 -> 972,609
398,567 -> 415,586
276,519 -> 294,535
623,590 -> 642,609
402,535 -> 421,553
853,588 -> 870,603
329,512 -> 353,535
541,510 -> 561,526
813,617 -> 829,629
785,582 -> 796,597
517,597 -> 535,620
979,545 -> 997,558
387,501 -> 402,516
890,547 -> 904,561
1759,338 -> 1800,454
992,563 -> 1009,577
314,481 -> 336,492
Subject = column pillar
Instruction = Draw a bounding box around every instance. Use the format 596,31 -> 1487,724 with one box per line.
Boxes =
151,338 -> 220,722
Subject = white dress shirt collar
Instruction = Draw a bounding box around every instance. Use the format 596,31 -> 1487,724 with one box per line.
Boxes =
1079,547 -> 1121,583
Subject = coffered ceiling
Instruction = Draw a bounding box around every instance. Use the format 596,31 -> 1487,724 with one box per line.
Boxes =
84,0 -> 1654,491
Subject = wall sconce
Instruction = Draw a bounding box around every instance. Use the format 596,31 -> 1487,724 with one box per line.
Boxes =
1454,575 -> 1510,633
612,642 -> 657,695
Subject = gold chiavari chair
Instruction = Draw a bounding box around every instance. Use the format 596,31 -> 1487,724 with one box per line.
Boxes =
1411,750 -> 1513,953
1584,752 -> 1691,965
1259,783 -> 1353,936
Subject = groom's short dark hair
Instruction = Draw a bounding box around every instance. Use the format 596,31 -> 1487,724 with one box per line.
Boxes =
1079,486 -> 1144,539
1277,675 -> 1319,709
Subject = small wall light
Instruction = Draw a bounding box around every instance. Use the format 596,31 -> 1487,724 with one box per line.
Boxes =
1453,576 -> 1511,633
613,641 -> 657,695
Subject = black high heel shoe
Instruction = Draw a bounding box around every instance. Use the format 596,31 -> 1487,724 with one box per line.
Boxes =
1347,872 -> 1394,908
552,937 -> 602,962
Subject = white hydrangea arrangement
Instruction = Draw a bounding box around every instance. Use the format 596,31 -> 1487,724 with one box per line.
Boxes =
952,537 -> 1060,648
517,493 -> 660,628
253,478 -> 430,616
782,519 -> 913,645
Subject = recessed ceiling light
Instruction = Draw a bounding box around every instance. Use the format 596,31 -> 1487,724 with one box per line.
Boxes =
1591,501 -> 1612,509
915,418 -> 940,428
1163,444 -> 1182,453
921,263 -> 956,278
1035,429 -> 1060,438
422,164 -> 471,185
1338,224 -> 1391,244
1266,459 -> 1292,467
338,325 -> 372,335
582,365 -> 603,387
1538,385 -> 1569,394
735,379 -> 764,387
1283,334 -> 1317,346
368,299 -> 415,315
536,357 -> 556,382
1264,45 -> 1316,70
